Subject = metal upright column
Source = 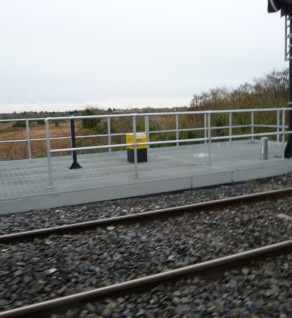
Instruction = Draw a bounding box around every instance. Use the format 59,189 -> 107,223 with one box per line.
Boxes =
26,119 -> 32,161
285,15 -> 292,157
176,114 -> 179,147
107,117 -> 112,153
45,118 -> 54,188
207,112 -> 212,167
132,115 -> 138,178
268,6 -> 292,156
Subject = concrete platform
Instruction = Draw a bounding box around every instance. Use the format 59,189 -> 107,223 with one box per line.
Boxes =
1,140 -> 292,214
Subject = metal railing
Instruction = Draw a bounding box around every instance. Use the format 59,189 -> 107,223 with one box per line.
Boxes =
0,118 -> 45,160
0,108 -> 291,185
0,117 -> 73,161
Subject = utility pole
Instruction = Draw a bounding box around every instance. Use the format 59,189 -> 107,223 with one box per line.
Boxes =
285,16 -> 292,157
268,0 -> 292,157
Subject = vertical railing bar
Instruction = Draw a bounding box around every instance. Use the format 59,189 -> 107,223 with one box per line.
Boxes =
176,114 -> 179,147
277,110 -> 280,144
229,112 -> 232,144
208,112 -> 212,167
144,115 -> 150,148
133,115 -> 138,178
26,119 -> 32,161
45,118 -> 54,188
107,117 -> 111,153
251,111 -> 254,142
282,110 -> 286,159
204,113 -> 207,144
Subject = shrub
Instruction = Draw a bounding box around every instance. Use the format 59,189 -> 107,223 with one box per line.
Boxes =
12,121 -> 26,128
81,108 -> 101,130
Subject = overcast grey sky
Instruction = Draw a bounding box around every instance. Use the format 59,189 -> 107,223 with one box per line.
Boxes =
0,0 -> 288,113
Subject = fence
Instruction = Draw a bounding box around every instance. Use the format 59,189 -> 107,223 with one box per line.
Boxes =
0,108 -> 291,183
0,118 -> 71,161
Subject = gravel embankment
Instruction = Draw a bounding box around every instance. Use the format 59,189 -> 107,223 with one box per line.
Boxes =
52,254 -> 292,318
0,174 -> 291,317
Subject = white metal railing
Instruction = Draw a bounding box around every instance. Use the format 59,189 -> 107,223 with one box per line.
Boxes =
1,108 -> 291,185
0,117 -> 70,160
0,118 -> 43,160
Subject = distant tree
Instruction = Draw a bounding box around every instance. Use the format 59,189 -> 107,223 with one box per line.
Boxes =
81,108 -> 103,131
12,121 -> 26,128
190,68 -> 288,110
81,108 -> 98,129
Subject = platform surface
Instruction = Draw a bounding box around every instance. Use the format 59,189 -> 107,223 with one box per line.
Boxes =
1,140 -> 291,214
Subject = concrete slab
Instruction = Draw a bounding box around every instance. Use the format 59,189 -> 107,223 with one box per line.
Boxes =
0,140 -> 291,214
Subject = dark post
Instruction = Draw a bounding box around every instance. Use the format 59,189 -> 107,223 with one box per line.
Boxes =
267,1 -> 292,156
70,112 -> 82,169
285,15 -> 292,158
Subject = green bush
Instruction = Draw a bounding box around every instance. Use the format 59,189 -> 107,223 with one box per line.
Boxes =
81,108 -> 101,130
12,121 -> 26,128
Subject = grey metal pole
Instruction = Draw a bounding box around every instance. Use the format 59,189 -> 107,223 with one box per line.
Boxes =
107,117 -> 111,153
282,110 -> 286,159
45,119 -> 54,188
277,110 -> 280,144
260,137 -> 268,160
251,111 -> 255,142
229,112 -> 232,144
144,115 -> 149,147
133,115 -> 138,178
204,113 -> 207,144
207,112 -> 212,167
25,119 -> 32,161
176,114 -> 179,147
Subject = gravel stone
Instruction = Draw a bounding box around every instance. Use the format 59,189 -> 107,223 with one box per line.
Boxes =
0,173 -> 291,316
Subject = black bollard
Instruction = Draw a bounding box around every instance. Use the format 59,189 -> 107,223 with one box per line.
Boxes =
70,114 -> 82,169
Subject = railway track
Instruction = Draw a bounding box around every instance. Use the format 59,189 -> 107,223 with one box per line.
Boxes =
1,187 -> 292,243
0,241 -> 291,318
0,188 -> 291,317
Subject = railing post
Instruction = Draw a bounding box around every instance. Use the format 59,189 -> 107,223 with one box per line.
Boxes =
277,110 -> 280,144
204,113 -> 207,144
229,112 -> 232,144
107,117 -> 111,153
176,114 -> 179,147
26,119 -> 32,161
45,118 -> 54,188
133,115 -> 138,178
207,112 -> 212,167
251,111 -> 254,142
144,115 -> 150,147
282,110 -> 286,159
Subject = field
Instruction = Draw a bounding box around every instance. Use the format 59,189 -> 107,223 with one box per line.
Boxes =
0,114 -> 203,161
0,109 -> 287,161
0,121 -> 75,160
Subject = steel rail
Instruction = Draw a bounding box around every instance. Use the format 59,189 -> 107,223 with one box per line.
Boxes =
0,240 -> 291,318
1,187 -> 292,243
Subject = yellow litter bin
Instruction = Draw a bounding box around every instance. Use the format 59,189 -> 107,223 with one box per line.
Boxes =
126,132 -> 147,163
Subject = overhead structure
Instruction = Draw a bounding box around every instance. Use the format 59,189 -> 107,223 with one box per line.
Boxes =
268,0 -> 292,157
268,0 -> 292,16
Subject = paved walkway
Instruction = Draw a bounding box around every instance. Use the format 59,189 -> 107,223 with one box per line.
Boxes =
1,140 -> 291,214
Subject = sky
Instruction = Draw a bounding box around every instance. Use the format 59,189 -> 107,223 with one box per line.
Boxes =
0,0 -> 289,113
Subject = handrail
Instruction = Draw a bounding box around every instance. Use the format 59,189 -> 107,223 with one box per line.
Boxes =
39,107 -> 292,121
0,107 -> 290,183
